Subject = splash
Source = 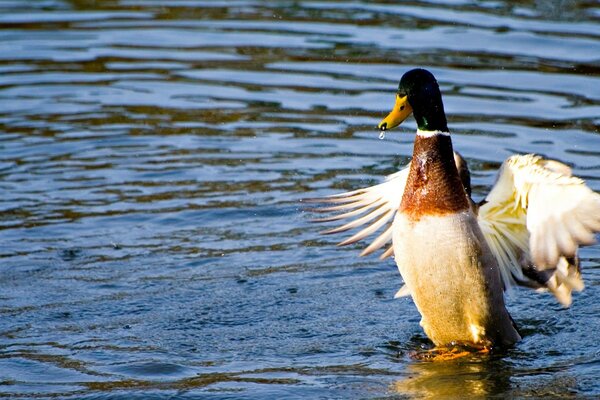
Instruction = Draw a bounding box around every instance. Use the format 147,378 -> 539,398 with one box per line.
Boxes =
379,130 -> 386,140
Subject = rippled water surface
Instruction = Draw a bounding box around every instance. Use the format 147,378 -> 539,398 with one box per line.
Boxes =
1,0 -> 600,398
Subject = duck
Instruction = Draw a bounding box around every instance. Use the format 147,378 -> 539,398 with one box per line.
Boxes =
311,68 -> 600,349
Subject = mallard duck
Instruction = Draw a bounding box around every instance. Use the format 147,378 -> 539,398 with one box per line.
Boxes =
311,68 -> 600,348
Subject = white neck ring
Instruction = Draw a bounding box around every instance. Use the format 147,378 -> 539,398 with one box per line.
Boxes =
416,129 -> 450,138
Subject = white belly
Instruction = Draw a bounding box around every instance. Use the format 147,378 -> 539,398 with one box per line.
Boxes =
392,210 -> 516,346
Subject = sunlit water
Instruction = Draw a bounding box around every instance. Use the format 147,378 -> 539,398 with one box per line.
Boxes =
1,0 -> 599,398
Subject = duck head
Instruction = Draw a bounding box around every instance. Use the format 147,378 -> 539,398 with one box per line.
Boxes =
378,68 -> 449,133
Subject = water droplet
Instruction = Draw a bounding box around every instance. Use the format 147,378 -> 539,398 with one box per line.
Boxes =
379,131 -> 386,140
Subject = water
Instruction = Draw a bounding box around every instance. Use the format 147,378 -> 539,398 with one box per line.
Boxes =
1,0 -> 599,398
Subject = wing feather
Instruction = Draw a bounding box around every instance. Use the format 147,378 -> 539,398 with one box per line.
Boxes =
380,245 -> 394,260
361,224 -> 394,257
320,201 -> 388,234
478,154 -> 600,306
308,163 -> 410,258
338,210 -> 393,246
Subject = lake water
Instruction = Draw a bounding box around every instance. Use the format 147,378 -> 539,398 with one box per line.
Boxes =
1,0 -> 600,398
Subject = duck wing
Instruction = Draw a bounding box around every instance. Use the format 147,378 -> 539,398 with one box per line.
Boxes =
477,154 -> 600,306
307,164 -> 410,260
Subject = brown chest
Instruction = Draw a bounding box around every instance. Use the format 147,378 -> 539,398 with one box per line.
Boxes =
400,134 -> 469,219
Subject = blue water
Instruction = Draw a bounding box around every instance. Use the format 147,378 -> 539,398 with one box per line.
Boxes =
1,0 -> 599,398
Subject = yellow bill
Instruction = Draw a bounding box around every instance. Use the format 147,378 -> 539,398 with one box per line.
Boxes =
377,94 -> 413,131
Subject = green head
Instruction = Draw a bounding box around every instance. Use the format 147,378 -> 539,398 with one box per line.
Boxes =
378,68 -> 449,133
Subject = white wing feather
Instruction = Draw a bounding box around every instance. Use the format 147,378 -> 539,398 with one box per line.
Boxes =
478,154 -> 600,305
310,164 -> 410,259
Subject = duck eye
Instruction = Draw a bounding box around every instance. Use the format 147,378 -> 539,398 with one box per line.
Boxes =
400,106 -> 405,111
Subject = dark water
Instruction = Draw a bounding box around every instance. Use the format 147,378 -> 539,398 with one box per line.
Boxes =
1,0 -> 600,398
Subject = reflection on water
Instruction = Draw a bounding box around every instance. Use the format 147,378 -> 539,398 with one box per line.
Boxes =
393,356 -> 512,398
1,0 -> 600,398
393,353 -> 583,399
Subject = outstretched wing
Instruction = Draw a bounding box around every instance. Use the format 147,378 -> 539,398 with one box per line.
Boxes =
307,164 -> 410,260
478,154 -> 600,306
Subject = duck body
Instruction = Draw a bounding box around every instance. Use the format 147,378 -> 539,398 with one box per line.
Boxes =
311,68 -> 600,349
393,209 -> 520,346
388,71 -> 519,346
394,132 -> 519,346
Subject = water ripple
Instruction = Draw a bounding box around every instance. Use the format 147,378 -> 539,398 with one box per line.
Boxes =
0,0 -> 599,398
